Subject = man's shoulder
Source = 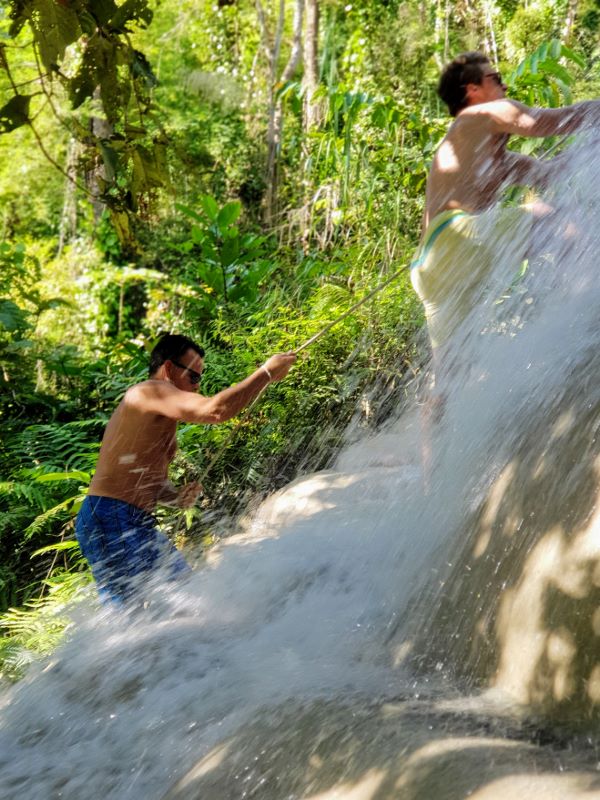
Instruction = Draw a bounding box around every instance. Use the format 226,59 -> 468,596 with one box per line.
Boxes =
443,99 -> 530,144
457,98 -> 521,123
124,379 -> 177,407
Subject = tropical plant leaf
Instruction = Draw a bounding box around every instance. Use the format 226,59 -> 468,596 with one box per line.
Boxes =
33,471 -> 90,484
32,540 -> 82,557
0,94 -> 31,133
109,0 -> 153,31
31,0 -> 82,71
217,201 -> 242,230
131,49 -> 157,87
24,492 -> 86,539
0,298 -> 29,330
310,283 -> 353,316
176,203 -> 204,223
561,43 -> 585,69
131,144 -> 167,199
200,195 -> 219,222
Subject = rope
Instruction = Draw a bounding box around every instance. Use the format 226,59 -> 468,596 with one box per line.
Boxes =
294,263 -> 409,354
182,262 -> 410,504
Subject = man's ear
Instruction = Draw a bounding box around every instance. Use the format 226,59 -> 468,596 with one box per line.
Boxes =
464,82 -> 480,103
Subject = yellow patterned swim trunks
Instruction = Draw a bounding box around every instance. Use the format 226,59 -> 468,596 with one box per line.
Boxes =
411,205 -> 533,349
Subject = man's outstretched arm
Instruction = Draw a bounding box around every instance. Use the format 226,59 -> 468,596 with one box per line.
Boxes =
480,98 -> 600,138
129,352 -> 297,424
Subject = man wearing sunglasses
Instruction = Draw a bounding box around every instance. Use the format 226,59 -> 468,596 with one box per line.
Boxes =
412,51 -> 600,352
75,333 -> 296,603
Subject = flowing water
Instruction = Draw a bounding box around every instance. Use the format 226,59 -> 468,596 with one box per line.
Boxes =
3,136 -> 600,799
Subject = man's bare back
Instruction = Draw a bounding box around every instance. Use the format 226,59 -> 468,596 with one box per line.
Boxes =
424,54 -> 598,230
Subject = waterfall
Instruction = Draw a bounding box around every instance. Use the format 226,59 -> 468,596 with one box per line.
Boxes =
2,135 -> 600,800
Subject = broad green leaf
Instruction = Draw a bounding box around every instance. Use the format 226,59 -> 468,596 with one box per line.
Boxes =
69,67 -> 97,109
99,142 -> 121,182
132,49 -> 157,87
78,10 -> 97,35
539,60 -> 572,85
89,0 -> 119,25
191,226 -> 204,245
550,39 -> 562,60
109,0 -> 153,31
0,299 -> 28,330
31,0 -> 82,71
217,201 -> 242,230
33,471 -> 90,484
176,203 -> 204,223
131,145 -> 166,199
561,44 -> 585,69
371,104 -> 388,129
109,210 -> 132,247
200,195 -> 219,222
220,236 -> 239,267
222,226 -> 238,242
530,52 -> 539,75
0,94 -> 31,133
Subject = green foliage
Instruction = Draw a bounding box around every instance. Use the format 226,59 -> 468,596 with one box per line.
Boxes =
176,197 -> 274,307
1,0 -> 166,250
0,540 -> 91,682
507,39 -> 585,107
0,92 -> 31,133
504,2 -> 561,60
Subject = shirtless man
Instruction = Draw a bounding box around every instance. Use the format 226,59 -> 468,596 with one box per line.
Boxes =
413,51 -> 599,350
75,333 -> 296,603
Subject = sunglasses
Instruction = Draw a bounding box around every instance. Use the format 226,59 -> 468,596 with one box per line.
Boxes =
484,71 -> 503,86
171,359 -> 202,385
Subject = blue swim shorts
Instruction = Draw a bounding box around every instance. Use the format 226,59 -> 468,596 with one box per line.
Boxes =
75,495 -> 191,603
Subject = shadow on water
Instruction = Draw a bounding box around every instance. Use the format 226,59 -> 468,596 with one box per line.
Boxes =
409,344 -> 600,723
162,697 -> 600,800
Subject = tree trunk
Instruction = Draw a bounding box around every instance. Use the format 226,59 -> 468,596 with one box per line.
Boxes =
303,0 -> 320,131
87,101 -> 113,225
57,137 -> 79,256
562,0 -> 578,43
259,0 -> 305,225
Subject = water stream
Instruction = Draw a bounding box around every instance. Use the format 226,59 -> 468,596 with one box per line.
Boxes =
2,135 -> 600,799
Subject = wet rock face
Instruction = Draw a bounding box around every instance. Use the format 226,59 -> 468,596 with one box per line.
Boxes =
162,698 -> 600,800
414,346 -> 600,722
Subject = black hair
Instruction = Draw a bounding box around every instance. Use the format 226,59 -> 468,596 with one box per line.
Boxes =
149,333 -> 205,377
437,52 -> 490,117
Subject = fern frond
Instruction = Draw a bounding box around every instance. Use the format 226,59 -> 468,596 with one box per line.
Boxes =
310,283 -> 353,316
24,492 -> 86,540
